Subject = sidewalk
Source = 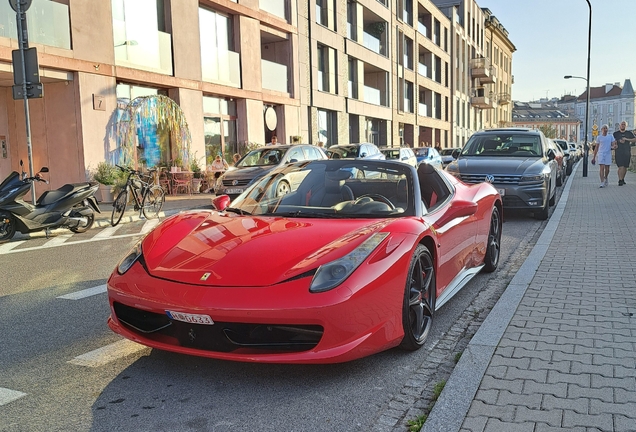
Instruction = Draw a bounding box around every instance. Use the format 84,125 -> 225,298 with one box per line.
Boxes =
423,160 -> 636,432
94,193 -> 213,228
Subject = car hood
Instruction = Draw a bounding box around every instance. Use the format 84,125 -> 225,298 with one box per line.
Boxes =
141,211 -> 394,287
222,166 -> 272,180
454,156 -> 546,175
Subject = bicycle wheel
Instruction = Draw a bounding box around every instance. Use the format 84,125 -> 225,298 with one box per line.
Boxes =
111,189 -> 128,226
142,185 -> 165,219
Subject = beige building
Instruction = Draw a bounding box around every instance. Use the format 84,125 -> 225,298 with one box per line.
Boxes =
0,0 -> 512,191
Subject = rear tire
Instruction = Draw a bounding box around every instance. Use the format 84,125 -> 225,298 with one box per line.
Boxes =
400,245 -> 435,351
69,208 -> 95,233
142,185 -> 165,219
111,189 -> 128,226
0,211 -> 17,242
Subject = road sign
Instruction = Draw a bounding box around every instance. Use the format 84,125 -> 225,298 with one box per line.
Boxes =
12,47 -> 39,85
9,0 -> 32,12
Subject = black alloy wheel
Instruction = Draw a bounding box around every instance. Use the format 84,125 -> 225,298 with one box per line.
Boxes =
111,189 -> 128,226
483,206 -> 501,272
0,211 -> 16,242
400,245 -> 435,351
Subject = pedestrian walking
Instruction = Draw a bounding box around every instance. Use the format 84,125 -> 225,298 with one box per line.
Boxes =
612,121 -> 636,186
591,124 -> 615,188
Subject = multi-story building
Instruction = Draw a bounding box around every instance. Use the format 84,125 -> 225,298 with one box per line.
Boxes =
511,102 -> 581,142
482,8 -> 515,129
0,0 -> 512,191
558,79 -> 636,141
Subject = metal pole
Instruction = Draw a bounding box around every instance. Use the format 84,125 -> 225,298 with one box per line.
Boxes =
582,0 -> 592,177
15,0 -> 36,202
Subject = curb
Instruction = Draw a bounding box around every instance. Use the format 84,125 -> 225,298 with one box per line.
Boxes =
420,161 -> 578,432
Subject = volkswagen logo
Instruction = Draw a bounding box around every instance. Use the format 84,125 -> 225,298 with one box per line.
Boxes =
232,180 -> 239,186
485,174 -> 495,184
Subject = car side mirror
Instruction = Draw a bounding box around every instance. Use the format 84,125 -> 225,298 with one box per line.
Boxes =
451,149 -> 460,159
212,195 -> 231,211
433,200 -> 478,229
547,149 -> 555,160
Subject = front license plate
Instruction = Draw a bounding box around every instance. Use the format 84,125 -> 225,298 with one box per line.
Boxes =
166,311 -> 214,325
497,188 -> 505,196
225,188 -> 244,194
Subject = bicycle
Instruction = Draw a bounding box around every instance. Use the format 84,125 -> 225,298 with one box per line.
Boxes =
110,165 -> 166,226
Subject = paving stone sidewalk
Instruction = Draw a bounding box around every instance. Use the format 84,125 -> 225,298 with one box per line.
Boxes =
423,160 -> 636,432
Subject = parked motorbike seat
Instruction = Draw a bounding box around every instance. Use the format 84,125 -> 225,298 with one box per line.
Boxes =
37,183 -> 90,206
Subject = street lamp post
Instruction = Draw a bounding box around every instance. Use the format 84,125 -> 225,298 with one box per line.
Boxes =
564,0 -> 592,177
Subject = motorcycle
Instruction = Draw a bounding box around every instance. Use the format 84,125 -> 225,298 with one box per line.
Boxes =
0,160 -> 101,242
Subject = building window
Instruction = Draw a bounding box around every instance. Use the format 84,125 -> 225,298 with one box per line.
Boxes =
347,1 -> 357,40
318,109 -> 337,146
365,117 -> 386,146
348,57 -> 358,99
316,0 -> 329,27
199,8 -> 240,88
317,44 -> 335,93
203,96 -> 238,164
404,81 -> 414,113
404,36 -> 413,70
403,0 -> 413,26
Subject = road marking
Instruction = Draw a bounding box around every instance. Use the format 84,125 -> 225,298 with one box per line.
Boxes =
0,241 -> 26,253
0,231 -> 144,255
68,339 -> 147,368
43,233 -> 73,247
140,218 -> 160,234
0,387 -> 27,406
93,224 -> 123,239
57,284 -> 107,300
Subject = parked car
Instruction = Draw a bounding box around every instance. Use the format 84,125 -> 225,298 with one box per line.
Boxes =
445,127 -> 558,220
440,147 -> 462,168
106,159 -> 502,364
217,144 -> 327,199
325,143 -> 385,160
553,139 -> 574,176
547,139 -> 567,186
378,146 -> 418,168
568,142 -> 582,162
414,147 -> 443,170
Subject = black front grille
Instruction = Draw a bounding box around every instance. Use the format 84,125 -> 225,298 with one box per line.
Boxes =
460,174 -> 522,185
113,302 -> 323,354
222,179 -> 251,187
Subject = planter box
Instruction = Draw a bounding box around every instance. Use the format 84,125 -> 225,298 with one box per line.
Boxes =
97,184 -> 115,203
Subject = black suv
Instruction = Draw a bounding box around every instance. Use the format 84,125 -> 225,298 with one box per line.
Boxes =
446,128 -> 558,220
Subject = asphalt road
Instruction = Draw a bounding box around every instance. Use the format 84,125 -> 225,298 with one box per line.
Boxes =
0,197 -> 560,432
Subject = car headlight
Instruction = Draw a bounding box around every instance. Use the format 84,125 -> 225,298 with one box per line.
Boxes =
520,174 -> 544,183
117,240 -> 143,274
309,232 -> 389,293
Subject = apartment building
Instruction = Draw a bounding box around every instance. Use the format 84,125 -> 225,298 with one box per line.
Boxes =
511,102 -> 581,143
0,0 -> 511,189
558,79 -> 635,141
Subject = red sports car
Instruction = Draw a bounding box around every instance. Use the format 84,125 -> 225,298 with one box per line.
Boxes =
107,160 -> 502,364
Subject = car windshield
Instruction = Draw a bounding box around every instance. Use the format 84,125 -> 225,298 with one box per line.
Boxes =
236,148 -> 286,167
228,160 -> 414,218
414,148 -> 430,157
380,149 -> 401,160
461,134 -> 542,157
326,146 -> 360,159
440,149 -> 455,156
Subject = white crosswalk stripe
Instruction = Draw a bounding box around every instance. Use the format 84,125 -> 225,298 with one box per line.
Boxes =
57,284 -> 107,300
92,224 -> 124,239
43,233 -> 73,247
68,339 -> 148,367
141,218 -> 160,234
0,387 -> 27,406
0,240 -> 26,253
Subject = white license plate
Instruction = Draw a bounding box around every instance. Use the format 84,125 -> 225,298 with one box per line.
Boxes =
225,188 -> 244,194
166,311 -> 214,325
497,188 -> 505,196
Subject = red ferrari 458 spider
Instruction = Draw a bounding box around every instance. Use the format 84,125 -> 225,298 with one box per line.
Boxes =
107,160 -> 502,364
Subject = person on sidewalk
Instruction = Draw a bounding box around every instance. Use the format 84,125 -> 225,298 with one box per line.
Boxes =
612,121 -> 636,186
591,124 -> 616,188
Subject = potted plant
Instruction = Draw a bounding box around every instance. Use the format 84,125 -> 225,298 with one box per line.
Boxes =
92,161 -> 119,203
190,154 -> 204,193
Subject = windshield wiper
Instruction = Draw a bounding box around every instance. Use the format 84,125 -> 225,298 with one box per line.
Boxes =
224,207 -> 252,216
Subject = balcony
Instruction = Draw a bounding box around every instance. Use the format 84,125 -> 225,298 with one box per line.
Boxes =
471,88 -> 494,109
202,49 -> 241,88
114,21 -> 173,75
0,0 -> 71,49
498,92 -> 511,105
364,86 -> 382,105
418,103 -> 428,117
262,59 -> 288,93
470,57 -> 492,80
480,65 -> 497,84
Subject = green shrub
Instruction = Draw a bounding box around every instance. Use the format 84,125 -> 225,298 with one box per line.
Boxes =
93,162 -> 119,185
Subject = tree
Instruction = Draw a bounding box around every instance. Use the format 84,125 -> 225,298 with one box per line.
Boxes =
539,124 -> 557,138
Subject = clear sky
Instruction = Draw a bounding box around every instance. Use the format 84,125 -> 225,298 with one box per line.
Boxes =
481,0 -> 635,102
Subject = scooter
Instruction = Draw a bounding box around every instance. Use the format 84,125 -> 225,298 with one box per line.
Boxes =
0,161 -> 101,242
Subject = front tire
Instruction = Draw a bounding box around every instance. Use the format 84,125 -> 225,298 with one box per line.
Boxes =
482,206 -> 501,272
111,189 -> 128,226
142,185 -> 165,219
400,245 -> 435,351
535,197 -> 549,220
0,211 -> 17,242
